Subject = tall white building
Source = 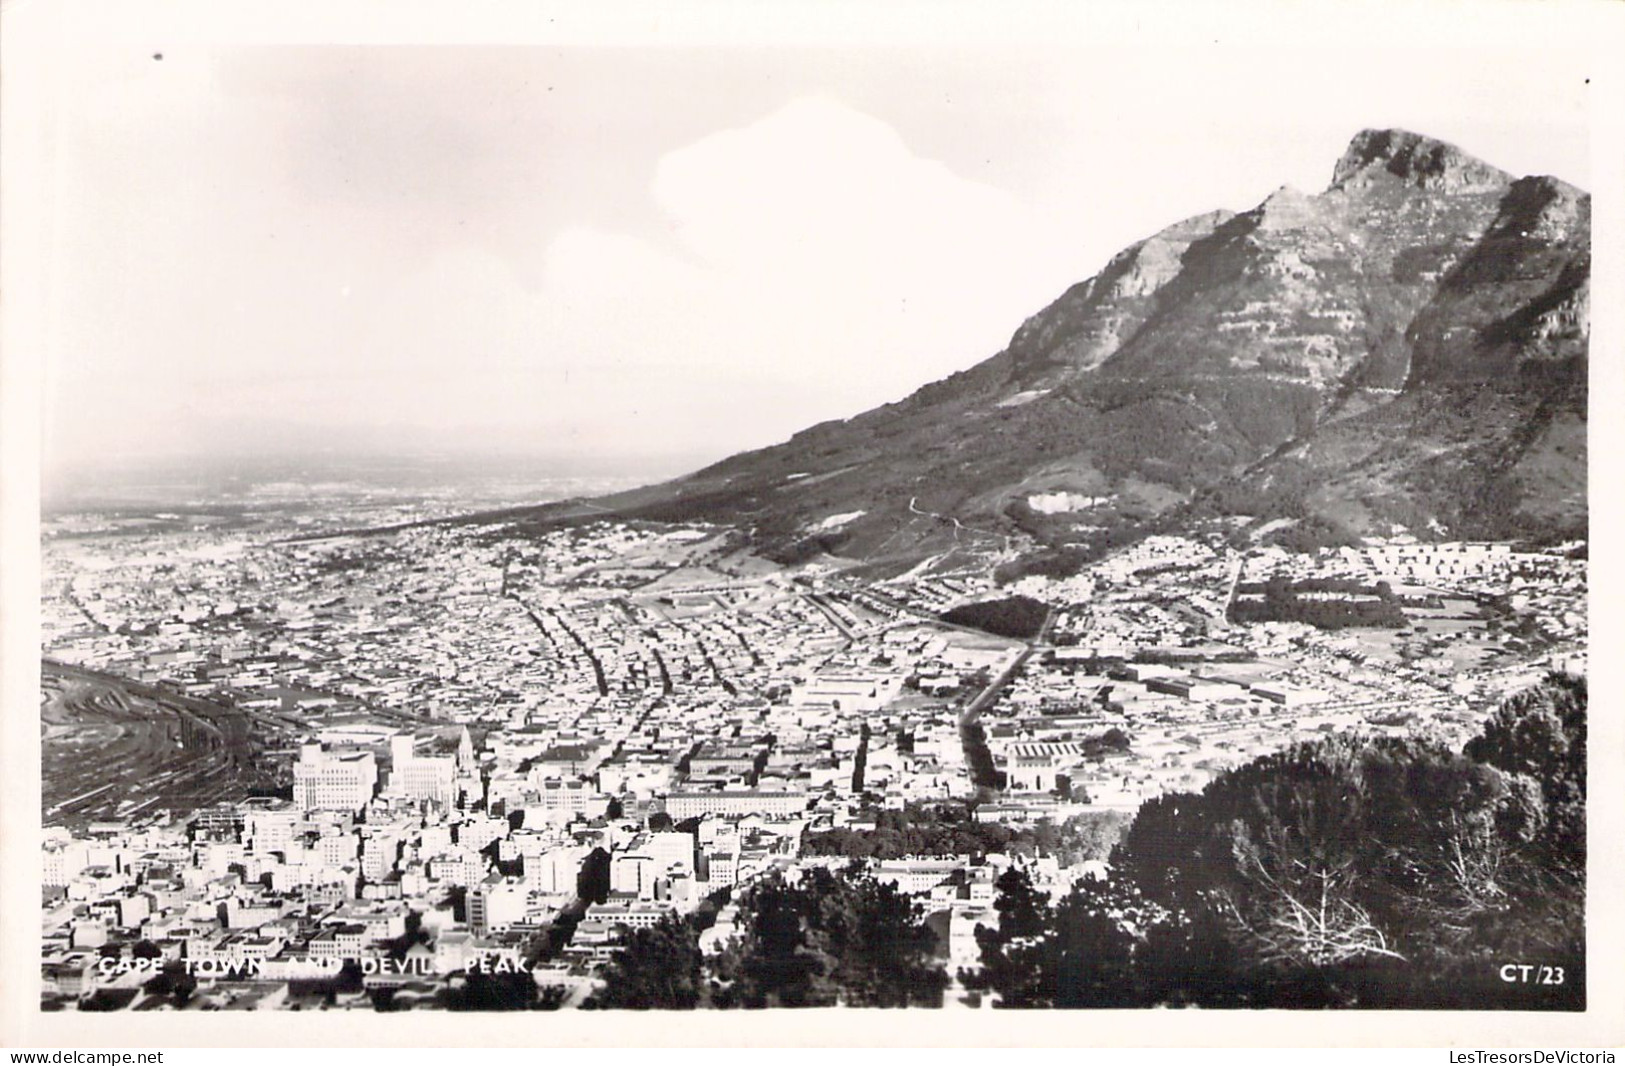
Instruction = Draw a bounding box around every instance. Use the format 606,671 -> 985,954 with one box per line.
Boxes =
241,798 -> 302,855
360,831 -> 403,881
292,743 -> 378,813
523,844 -> 586,895
469,875 -> 528,935
610,831 -> 696,899
388,733 -> 456,807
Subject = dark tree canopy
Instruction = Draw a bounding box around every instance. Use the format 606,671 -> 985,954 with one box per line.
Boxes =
970,677 -> 1586,1009
969,874 -> 1153,1008
1466,673 -> 1586,873
715,867 -> 947,1008
586,917 -> 707,1010
940,596 -> 1050,639
583,867 -> 948,1010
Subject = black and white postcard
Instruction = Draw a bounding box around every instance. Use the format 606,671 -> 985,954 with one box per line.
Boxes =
2,0 -> 1620,1049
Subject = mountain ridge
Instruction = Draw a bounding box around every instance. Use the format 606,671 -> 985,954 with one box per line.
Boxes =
504,128 -> 1588,568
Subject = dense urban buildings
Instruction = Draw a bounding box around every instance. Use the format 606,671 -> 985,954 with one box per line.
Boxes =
38,491 -> 1585,1010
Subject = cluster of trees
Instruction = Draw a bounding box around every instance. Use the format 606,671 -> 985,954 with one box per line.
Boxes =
993,525 -> 1160,584
440,969 -> 553,1011
973,675 -> 1585,1009
1076,726 -> 1132,760
1465,674 -> 1586,876
582,914 -> 710,1009
584,866 -> 945,1009
802,803 -> 1017,860
800,803 -> 1130,866
966,872 -> 1169,1008
710,868 -> 947,1008
1229,575 -> 1408,629
940,595 -> 1050,639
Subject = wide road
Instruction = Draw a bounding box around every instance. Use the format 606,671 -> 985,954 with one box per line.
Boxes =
956,606 -> 1054,793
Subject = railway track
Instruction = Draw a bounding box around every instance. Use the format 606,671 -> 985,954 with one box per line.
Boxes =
41,659 -> 286,827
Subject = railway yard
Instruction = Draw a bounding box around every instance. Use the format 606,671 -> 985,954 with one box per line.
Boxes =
41,660 -> 291,829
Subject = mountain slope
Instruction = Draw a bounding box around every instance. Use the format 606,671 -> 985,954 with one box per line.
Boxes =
515,128 -> 1588,563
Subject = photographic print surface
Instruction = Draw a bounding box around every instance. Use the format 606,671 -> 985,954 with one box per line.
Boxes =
7,0 -> 1612,1039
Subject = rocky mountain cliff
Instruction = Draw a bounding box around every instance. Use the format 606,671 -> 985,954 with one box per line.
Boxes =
516,129 -> 1588,567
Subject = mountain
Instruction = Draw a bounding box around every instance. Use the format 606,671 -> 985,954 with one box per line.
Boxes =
511,129 -> 1588,569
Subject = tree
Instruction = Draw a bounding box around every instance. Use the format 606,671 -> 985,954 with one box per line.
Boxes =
585,917 -> 707,1009
1221,836 -> 1403,968
576,847 -> 611,905
991,867 -> 1049,941
716,868 -> 947,1008
141,961 -> 196,1007
1134,899 -> 1254,1007
970,873 -> 1150,1008
823,875 -> 947,1007
1466,673 -> 1585,875
1112,731 -> 1553,971
724,876 -> 834,1008
969,868 -> 1052,1006
445,969 -> 539,1011
1043,879 -> 1145,1007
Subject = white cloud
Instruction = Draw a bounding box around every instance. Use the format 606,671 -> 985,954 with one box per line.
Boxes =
75,95 -> 1083,462
504,95 -> 1085,454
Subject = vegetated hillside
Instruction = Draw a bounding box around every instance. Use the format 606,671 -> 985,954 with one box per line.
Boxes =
509,128 -> 1587,563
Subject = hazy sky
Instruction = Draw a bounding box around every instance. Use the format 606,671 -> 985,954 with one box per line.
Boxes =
19,5 -> 1595,483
